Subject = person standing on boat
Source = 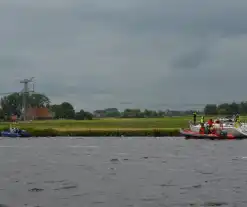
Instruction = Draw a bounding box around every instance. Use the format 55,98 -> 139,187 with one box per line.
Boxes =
234,114 -> 240,127
193,112 -> 197,125
199,123 -> 205,134
200,116 -> 204,124
235,114 -> 240,122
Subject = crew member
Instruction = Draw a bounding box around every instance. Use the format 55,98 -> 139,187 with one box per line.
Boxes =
193,112 -> 197,125
199,123 -> 205,134
234,114 -> 240,127
236,114 -> 240,122
207,119 -> 213,133
200,116 -> 204,124
208,118 -> 213,126
214,119 -> 221,134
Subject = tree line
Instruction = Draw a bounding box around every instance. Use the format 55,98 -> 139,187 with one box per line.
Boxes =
0,92 -> 200,120
0,93 -> 93,120
93,108 -> 199,118
204,102 -> 247,115
0,92 -> 246,120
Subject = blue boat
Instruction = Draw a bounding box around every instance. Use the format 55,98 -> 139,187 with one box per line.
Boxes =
1,129 -> 31,138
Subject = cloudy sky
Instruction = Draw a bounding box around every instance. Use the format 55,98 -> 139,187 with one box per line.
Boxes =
0,0 -> 247,111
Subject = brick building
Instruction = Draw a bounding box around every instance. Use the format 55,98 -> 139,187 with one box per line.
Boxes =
26,107 -> 53,120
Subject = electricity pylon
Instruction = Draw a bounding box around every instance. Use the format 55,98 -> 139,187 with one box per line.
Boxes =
20,77 -> 34,121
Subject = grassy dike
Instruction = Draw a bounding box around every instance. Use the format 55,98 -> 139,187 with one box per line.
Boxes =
1,116 -> 232,137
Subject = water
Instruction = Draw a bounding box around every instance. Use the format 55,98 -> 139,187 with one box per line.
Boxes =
0,137 -> 246,206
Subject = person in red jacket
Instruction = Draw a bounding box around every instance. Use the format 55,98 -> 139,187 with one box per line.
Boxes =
199,123 -> 205,134
207,119 -> 213,133
208,119 -> 213,126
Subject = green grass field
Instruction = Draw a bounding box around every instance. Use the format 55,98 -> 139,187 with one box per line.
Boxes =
0,116 -> 244,136
2,117 -> 188,129
2,115 -> 242,130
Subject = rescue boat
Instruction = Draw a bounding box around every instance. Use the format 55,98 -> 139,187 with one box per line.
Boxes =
189,121 -> 247,138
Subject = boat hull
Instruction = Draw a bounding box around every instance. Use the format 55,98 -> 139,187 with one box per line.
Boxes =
1,131 -> 31,138
180,129 -> 235,140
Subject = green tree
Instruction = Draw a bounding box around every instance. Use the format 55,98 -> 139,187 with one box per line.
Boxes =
143,109 -> 151,117
204,104 -> 217,115
51,102 -> 75,119
83,111 -> 93,120
28,93 -> 50,107
61,102 -> 75,119
157,110 -> 165,117
0,93 -> 22,116
217,103 -> 231,115
0,108 -> 4,120
143,109 -> 158,117
0,92 -> 50,117
229,102 -> 239,114
104,108 -> 120,117
239,102 -> 247,115
75,109 -> 85,120
123,108 -> 143,118
50,104 -> 63,119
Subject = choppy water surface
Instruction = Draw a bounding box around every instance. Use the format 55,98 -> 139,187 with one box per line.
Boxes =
0,137 -> 247,206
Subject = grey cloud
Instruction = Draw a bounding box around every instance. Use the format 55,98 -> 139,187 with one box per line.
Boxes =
0,0 -> 247,111
171,47 -> 208,70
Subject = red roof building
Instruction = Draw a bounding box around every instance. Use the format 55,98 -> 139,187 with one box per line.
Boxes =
26,107 -> 53,120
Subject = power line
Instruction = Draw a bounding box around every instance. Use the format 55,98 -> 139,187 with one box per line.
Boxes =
0,92 -> 21,96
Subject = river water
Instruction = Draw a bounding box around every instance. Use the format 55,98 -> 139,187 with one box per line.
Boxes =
0,137 -> 246,207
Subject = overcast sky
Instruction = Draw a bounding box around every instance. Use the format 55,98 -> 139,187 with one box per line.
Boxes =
0,0 -> 247,111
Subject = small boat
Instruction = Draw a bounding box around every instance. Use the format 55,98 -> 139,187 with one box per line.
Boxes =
189,121 -> 247,138
1,129 -> 31,138
180,128 -> 236,140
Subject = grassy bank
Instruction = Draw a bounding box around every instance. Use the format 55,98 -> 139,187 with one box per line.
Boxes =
4,117 -> 192,129
0,116 -> 244,137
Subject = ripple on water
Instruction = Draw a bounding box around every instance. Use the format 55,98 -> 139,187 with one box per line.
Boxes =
53,181 -> 78,191
0,137 -> 246,206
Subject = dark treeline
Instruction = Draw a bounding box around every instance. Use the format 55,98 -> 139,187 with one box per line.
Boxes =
204,102 -> 247,115
93,108 -> 200,118
0,92 -> 245,120
0,93 -> 93,120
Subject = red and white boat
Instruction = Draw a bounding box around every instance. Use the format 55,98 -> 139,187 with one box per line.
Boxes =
189,120 -> 247,138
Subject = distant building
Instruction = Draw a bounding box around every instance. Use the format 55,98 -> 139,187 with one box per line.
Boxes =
104,108 -> 119,113
93,108 -> 120,118
11,115 -> 17,122
26,107 -> 53,120
93,110 -> 105,118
